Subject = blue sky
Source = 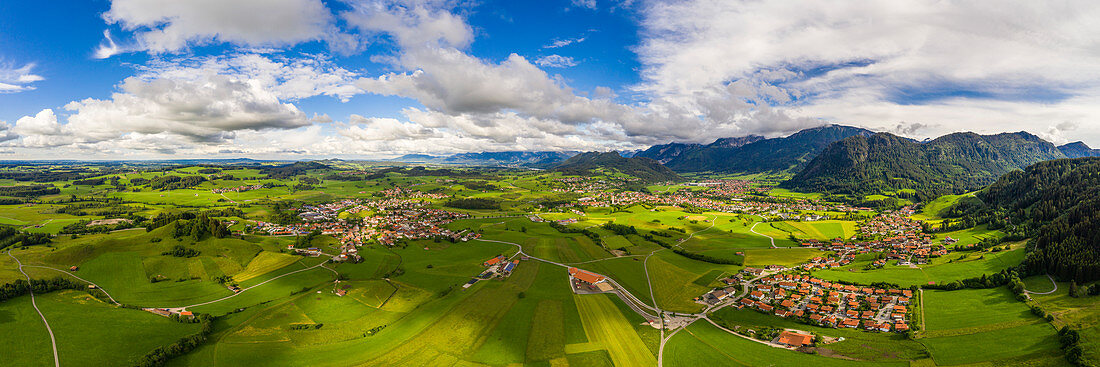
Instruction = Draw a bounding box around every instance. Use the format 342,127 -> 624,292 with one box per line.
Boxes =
2,0 -> 1099,159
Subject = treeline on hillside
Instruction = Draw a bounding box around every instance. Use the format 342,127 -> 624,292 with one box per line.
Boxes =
0,227 -> 51,250
943,158 -> 1100,282
325,166 -> 499,181
0,277 -> 84,303
172,214 -> 230,239
445,198 -> 500,210
0,184 -> 60,197
259,161 -> 329,179
147,208 -> 242,237
162,244 -> 200,257
0,168 -> 101,182
601,222 -> 637,236
548,221 -> 601,243
147,175 -> 206,190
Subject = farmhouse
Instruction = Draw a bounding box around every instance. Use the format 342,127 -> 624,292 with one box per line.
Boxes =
569,267 -> 606,285
775,331 -> 814,348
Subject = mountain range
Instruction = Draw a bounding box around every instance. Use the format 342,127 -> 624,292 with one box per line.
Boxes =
390,151 -> 578,166
1057,141 -> 1100,158
636,124 -> 875,173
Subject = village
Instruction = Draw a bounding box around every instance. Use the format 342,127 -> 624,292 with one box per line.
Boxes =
249,197 -> 481,263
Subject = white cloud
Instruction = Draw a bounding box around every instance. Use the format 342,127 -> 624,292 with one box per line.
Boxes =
99,0 -> 344,56
0,63 -> 45,93
571,0 -> 598,10
339,0 -> 473,49
544,35 -> 588,49
634,0 -> 1100,142
535,55 -> 579,68
12,74 -> 309,148
137,53 -> 364,101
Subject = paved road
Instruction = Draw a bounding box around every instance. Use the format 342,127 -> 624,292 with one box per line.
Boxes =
8,251 -> 60,367
1024,274 -> 1059,295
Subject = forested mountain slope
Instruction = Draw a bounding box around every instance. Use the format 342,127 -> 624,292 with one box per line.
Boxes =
554,151 -> 682,183
782,131 -> 1066,200
947,158 -> 1100,282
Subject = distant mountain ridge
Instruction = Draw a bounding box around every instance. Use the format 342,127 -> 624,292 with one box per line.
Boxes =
636,125 -> 875,173
782,131 -> 1067,200
1058,141 -> 1100,158
389,151 -> 578,166
554,151 -> 682,183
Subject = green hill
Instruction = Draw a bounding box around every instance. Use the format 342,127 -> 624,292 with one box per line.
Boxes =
554,151 -> 682,183
781,131 -> 1066,200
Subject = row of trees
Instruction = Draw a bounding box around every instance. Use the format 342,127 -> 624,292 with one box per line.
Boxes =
133,315 -> 214,367
0,277 -> 84,303
0,227 -> 51,250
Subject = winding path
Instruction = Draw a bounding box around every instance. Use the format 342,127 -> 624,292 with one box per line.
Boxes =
1024,274 -> 1059,295
749,222 -> 777,248
7,251 -> 60,367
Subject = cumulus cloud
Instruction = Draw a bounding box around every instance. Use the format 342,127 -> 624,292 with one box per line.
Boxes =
98,0 -> 345,56
12,75 -> 309,149
339,0 -> 474,50
535,55 -> 579,68
137,53 -> 363,101
0,63 -> 45,93
635,0 -> 1100,141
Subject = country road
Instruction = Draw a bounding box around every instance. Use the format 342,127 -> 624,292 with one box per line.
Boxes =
7,251 -> 60,367
749,222 -> 777,248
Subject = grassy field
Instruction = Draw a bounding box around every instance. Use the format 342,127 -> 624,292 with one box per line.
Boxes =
1028,280 -> 1100,365
665,322 -> 907,367
0,290 -> 202,366
813,241 -> 1025,287
918,288 -> 1066,366
573,293 -> 657,367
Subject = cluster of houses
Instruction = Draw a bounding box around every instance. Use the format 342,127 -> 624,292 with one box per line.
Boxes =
252,197 -> 481,263
297,200 -> 361,221
798,210 -> 950,267
377,187 -> 449,199
550,177 -> 639,193
210,184 -> 264,194
734,273 -> 912,333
